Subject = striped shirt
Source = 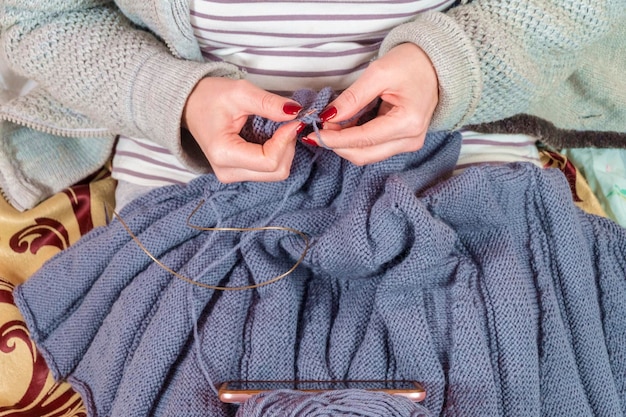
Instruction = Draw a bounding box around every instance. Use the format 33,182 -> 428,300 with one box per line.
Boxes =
112,0 -> 541,191
190,0 -> 455,94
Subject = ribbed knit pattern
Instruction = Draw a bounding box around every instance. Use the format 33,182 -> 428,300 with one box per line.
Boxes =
14,130 -> 626,417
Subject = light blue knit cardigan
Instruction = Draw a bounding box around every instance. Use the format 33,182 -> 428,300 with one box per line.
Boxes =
14,131 -> 626,417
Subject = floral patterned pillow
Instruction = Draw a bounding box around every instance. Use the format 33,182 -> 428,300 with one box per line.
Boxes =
0,169 -> 115,415
0,278 -> 85,415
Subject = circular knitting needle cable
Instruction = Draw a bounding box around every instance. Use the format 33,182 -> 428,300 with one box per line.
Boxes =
112,200 -> 310,291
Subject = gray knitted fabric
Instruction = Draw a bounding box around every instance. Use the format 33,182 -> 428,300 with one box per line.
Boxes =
14,129 -> 626,417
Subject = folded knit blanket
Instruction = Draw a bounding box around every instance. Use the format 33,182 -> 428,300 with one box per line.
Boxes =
14,130 -> 626,417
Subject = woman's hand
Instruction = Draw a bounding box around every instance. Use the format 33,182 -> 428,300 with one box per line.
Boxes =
303,43 -> 439,165
183,78 -> 304,183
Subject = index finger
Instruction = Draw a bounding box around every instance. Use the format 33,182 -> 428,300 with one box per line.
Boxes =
308,113 -> 409,150
232,81 -> 302,122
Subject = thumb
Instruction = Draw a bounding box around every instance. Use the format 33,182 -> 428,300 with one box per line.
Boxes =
260,120 -> 300,161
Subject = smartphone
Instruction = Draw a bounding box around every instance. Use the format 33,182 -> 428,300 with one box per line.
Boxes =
218,379 -> 426,403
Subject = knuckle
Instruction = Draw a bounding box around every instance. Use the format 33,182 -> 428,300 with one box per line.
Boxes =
210,147 -> 230,164
340,149 -> 370,166
274,166 -> 290,181
339,88 -> 360,108
231,79 -> 249,96
411,135 -> 427,151
265,158 -> 281,172
368,57 -> 390,74
355,128 -> 378,148
213,170 -> 234,184
350,155 -> 369,166
260,92 -> 276,113
407,115 -> 429,134
407,141 -> 424,153
355,136 -> 377,148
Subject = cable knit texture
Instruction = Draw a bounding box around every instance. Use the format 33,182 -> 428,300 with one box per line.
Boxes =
14,131 -> 626,417
1,0 -> 624,210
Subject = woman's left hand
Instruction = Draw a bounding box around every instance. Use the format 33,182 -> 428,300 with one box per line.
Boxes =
303,43 -> 439,165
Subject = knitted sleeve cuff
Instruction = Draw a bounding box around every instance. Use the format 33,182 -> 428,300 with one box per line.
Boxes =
131,52 -> 244,172
379,11 -> 482,131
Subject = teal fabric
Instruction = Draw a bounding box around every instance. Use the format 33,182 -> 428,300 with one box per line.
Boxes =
14,131 -> 626,417
564,148 -> 626,228
0,123 -> 113,211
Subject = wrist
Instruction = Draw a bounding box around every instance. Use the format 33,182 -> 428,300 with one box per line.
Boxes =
132,55 -> 242,170
380,11 -> 481,130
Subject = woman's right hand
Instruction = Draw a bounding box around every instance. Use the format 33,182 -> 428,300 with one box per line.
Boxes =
182,78 -> 304,183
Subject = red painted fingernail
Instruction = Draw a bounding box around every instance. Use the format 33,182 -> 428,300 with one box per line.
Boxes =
283,102 -> 303,115
296,122 -> 306,134
301,137 -> 318,147
319,106 -> 337,122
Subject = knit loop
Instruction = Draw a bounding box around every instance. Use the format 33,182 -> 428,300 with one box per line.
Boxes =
235,389 -> 433,417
